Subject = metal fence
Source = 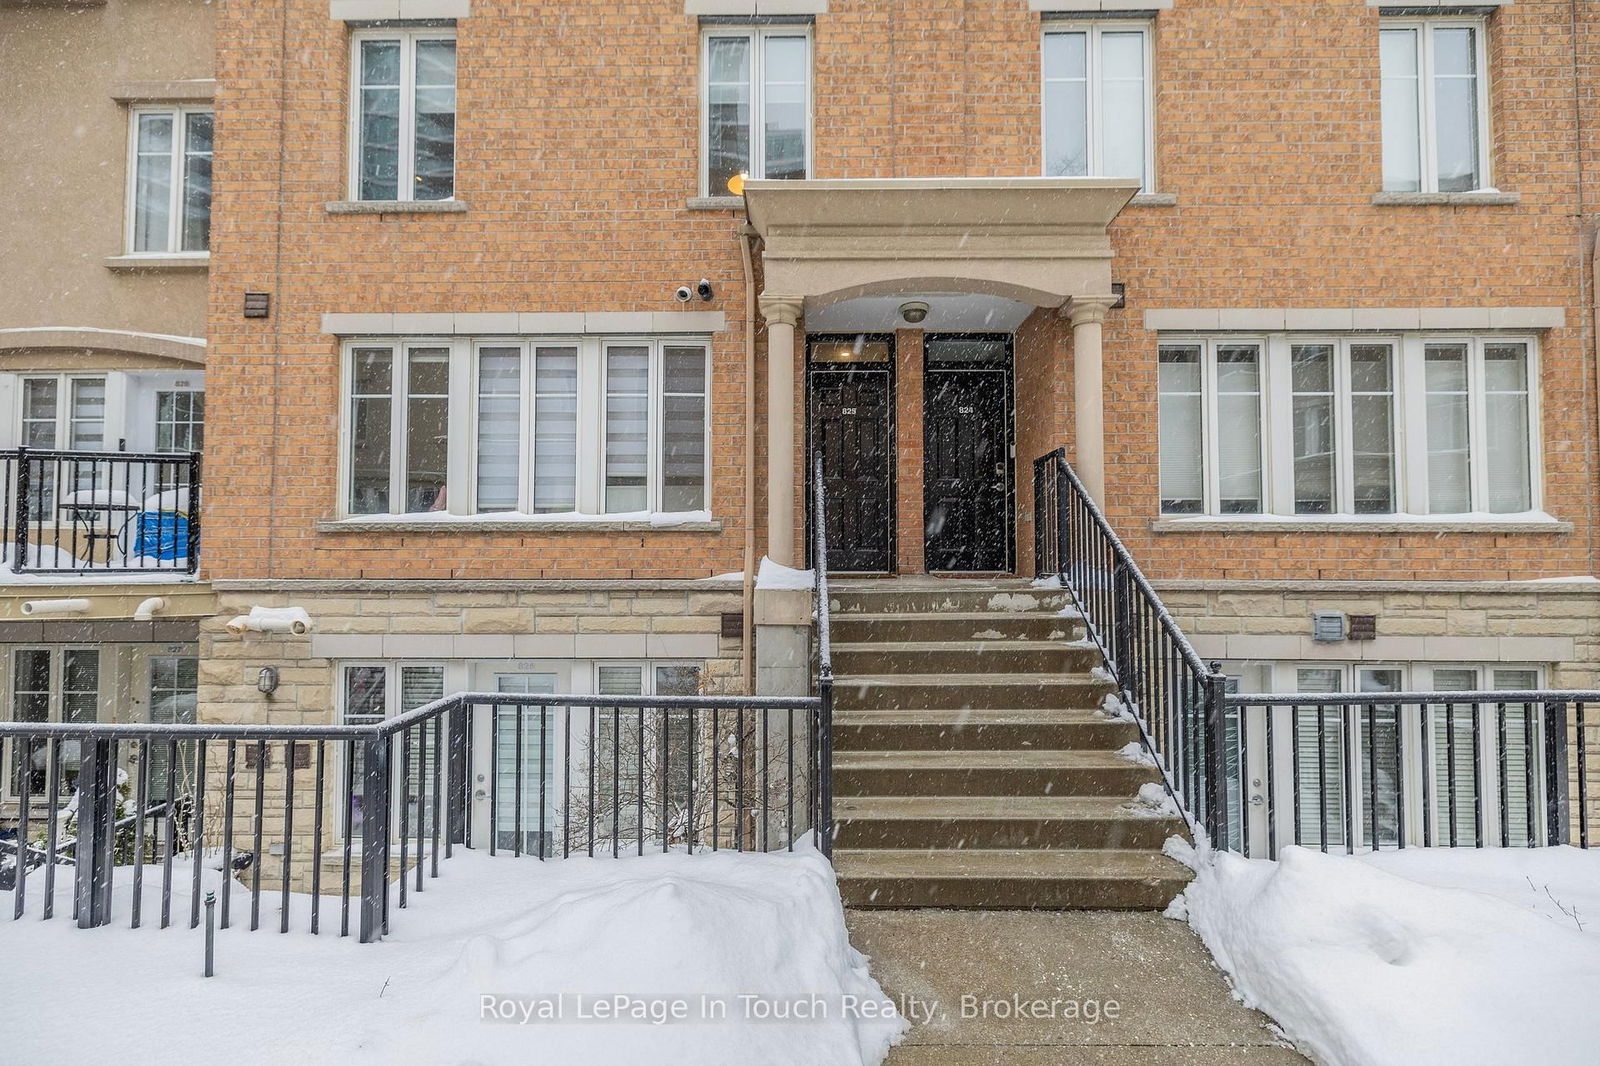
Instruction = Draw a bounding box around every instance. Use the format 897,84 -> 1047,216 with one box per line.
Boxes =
1,447 -> 201,575
1222,692 -> 1599,858
1033,447 -> 1598,857
0,689 -> 826,944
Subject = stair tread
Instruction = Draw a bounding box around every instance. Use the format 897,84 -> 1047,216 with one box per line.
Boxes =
834,848 -> 1192,881
837,708 -> 1121,724
833,640 -> 1097,652
835,749 -> 1147,770
835,673 -> 1109,686
833,610 -> 1084,622
836,795 -> 1179,821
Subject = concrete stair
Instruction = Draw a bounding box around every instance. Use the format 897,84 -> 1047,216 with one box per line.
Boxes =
827,580 -> 1191,910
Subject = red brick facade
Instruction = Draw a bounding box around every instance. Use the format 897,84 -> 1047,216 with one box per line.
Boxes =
207,0 -> 1600,585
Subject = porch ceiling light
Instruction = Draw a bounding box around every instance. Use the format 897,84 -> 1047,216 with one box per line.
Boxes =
898,301 -> 930,325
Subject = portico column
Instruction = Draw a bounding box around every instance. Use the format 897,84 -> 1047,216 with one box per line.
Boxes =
760,296 -> 804,567
1067,297 -> 1119,505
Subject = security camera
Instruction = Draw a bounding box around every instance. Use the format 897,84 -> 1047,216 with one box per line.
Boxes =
675,285 -> 694,303
696,279 -> 715,302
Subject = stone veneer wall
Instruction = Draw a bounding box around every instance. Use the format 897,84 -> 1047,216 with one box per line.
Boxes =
1161,581 -> 1600,844
193,583 -> 748,887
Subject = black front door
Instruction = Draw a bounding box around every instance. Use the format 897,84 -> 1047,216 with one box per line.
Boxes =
810,362 -> 894,573
924,338 -> 1013,572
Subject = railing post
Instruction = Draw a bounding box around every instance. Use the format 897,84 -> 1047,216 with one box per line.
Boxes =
1203,666 -> 1230,850
358,733 -> 390,943
74,738 -> 116,928
447,703 -> 469,846
186,450 -> 202,574
1032,455 -> 1047,577
818,677 -> 834,858
14,447 -> 29,574
1544,700 -> 1571,847
1112,561 -> 1134,690
1054,451 -> 1070,579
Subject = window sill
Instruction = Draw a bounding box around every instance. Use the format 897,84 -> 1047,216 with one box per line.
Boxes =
324,200 -> 470,215
1371,191 -> 1520,207
1127,192 -> 1178,208
686,196 -> 745,212
1150,513 -> 1572,535
317,515 -> 722,534
103,254 -> 209,272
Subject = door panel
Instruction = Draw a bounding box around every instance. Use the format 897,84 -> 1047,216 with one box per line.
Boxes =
924,368 -> 1012,571
810,368 -> 893,572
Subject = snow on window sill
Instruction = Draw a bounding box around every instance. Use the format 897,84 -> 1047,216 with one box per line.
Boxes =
1371,190 -> 1521,207
104,254 -> 210,272
1150,511 -> 1571,535
1128,192 -> 1178,207
317,510 -> 719,534
325,200 -> 470,215
686,196 -> 745,211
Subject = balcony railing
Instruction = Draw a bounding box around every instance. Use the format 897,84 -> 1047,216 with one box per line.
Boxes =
1,448 -> 201,577
1033,447 -> 1598,858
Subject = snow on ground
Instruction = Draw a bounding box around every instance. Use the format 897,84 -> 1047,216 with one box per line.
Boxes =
1170,842 -> 1600,1066
0,843 -> 904,1066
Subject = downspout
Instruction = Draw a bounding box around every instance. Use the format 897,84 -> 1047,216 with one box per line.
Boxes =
739,225 -> 759,694
1573,0 -> 1599,577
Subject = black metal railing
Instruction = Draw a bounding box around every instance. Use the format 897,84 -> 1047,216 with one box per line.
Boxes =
1223,691 -> 1599,858
0,688 -> 824,945
1034,448 -> 1230,845
812,453 -> 835,857
1,447 -> 201,575
1034,447 -> 1599,858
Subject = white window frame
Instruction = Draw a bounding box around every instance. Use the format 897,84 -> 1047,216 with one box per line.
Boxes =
1158,336 -> 1269,515
4,646 -> 104,803
340,337 -> 712,519
1158,332 -> 1541,517
698,24 -> 814,196
1224,660 -> 1549,855
1379,17 -> 1492,194
1040,20 -> 1156,192
124,105 -> 213,257
347,26 -> 458,203
14,373 -> 117,452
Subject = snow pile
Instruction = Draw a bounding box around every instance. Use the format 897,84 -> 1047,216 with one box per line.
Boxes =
1173,844 -> 1600,1066
757,556 -> 816,591
0,844 -> 905,1066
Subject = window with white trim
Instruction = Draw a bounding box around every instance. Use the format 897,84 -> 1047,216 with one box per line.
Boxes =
1157,334 -> 1537,517
350,28 -> 457,202
1222,660 -> 1547,853
702,25 -> 811,195
342,337 -> 710,518
155,390 -> 205,453
127,106 -> 212,254
1042,23 -> 1153,191
1380,19 -> 1489,194
7,647 -> 100,800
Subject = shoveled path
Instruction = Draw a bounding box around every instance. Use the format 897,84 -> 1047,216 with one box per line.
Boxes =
848,909 -> 1309,1065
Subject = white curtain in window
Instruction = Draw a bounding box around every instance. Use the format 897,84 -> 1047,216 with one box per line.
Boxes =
1432,27 -> 1481,193
1430,667 -> 1480,846
1157,347 -> 1202,512
661,346 -> 707,512
1215,345 -> 1262,513
762,35 -> 808,181
605,346 -> 650,513
1099,31 -> 1146,185
1042,32 -> 1088,178
1424,345 -> 1471,513
1483,344 -> 1531,513
476,347 -> 521,513
1379,28 -> 1422,193
533,346 -> 579,512
133,113 -> 175,252
1294,668 -> 1346,849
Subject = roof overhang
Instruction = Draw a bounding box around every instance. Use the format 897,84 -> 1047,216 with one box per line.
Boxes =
743,177 -> 1139,310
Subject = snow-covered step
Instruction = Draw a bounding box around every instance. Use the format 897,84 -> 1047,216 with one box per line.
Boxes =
833,748 -> 1158,797
829,585 -> 1076,616
830,610 -> 1085,644
832,673 -> 1114,711
835,848 -> 1191,909
834,795 -> 1186,851
832,639 -> 1102,676
834,707 -> 1137,751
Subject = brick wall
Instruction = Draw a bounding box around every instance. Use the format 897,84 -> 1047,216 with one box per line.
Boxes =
209,0 -> 1599,585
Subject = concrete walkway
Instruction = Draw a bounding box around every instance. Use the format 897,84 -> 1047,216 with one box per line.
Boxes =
847,910 -> 1310,1065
